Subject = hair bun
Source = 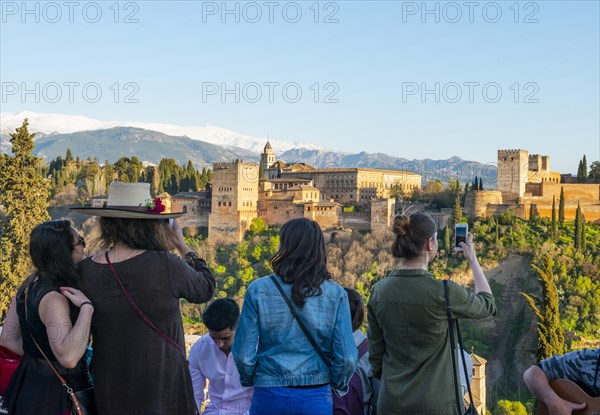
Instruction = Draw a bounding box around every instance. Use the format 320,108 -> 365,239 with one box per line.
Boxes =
392,215 -> 410,236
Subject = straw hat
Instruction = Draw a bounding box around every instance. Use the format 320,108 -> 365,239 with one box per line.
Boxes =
69,182 -> 185,219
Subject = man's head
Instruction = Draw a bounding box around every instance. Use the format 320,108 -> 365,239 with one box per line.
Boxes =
202,298 -> 240,355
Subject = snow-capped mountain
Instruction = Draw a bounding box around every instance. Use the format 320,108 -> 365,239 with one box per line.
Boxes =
0,111 -> 323,154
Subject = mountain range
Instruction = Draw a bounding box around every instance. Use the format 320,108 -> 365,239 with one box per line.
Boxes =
0,111 -> 497,186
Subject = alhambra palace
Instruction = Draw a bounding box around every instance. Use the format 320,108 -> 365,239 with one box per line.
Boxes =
90,145 -> 599,243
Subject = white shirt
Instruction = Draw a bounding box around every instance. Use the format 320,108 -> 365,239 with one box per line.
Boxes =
189,334 -> 253,415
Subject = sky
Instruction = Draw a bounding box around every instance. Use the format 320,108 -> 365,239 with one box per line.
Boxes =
1,0 -> 599,174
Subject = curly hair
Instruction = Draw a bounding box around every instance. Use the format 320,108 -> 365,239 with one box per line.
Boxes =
271,218 -> 332,308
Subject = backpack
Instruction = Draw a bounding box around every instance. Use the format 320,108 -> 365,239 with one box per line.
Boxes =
333,338 -> 372,415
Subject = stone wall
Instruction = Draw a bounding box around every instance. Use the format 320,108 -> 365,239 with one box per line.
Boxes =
464,190 -> 503,218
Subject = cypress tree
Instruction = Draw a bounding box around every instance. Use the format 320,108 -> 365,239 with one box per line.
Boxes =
529,203 -> 537,222
574,202 -> 582,250
577,160 -> 584,182
582,155 -> 587,179
580,211 -> 586,251
551,195 -> 557,240
0,119 -> 51,317
521,254 -> 566,360
558,187 -> 565,225
453,190 -> 463,225
479,177 -> 483,191
444,225 -> 451,253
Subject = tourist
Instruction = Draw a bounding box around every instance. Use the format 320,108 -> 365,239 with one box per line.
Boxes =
0,220 -> 93,414
189,298 -> 253,414
233,217 -> 357,415
71,182 -> 215,415
368,213 -> 496,414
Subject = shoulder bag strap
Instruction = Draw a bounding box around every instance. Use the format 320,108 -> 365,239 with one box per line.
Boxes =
24,283 -> 85,415
269,275 -> 331,367
357,338 -> 369,359
456,319 -> 476,413
105,251 -> 185,357
444,280 -> 463,415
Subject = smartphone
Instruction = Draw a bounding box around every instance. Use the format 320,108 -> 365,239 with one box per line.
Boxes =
455,223 -> 468,252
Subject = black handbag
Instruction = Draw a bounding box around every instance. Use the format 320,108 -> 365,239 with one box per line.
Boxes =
443,281 -> 479,415
25,283 -> 96,415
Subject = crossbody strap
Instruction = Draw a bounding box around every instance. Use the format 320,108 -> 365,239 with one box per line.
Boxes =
24,283 -> 85,415
443,281 -> 463,415
105,251 -> 185,357
269,275 -> 331,368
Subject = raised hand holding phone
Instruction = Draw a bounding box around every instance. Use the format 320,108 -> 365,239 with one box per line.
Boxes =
454,223 -> 468,252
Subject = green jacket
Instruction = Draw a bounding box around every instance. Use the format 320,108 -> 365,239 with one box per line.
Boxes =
367,268 -> 496,415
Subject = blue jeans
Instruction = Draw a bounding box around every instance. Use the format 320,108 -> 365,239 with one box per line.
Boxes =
250,385 -> 332,415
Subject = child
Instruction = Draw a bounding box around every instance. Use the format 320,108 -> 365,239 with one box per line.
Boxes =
334,288 -> 378,415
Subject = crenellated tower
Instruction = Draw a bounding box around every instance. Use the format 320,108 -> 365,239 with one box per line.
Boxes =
497,149 -> 529,201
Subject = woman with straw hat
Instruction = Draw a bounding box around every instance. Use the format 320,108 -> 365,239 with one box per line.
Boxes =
70,182 -> 215,415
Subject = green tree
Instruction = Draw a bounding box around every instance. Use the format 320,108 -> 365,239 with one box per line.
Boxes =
249,217 -> 266,235
582,155 -> 587,179
424,179 -> 443,194
444,225 -> 451,253
65,148 -> 73,163
494,400 -> 528,415
452,190 -> 463,226
577,159 -> 584,182
529,203 -> 537,222
558,187 -> 565,225
551,195 -> 557,240
0,119 -> 51,317
479,177 -> 483,191
574,202 -> 582,250
589,161 -> 600,182
521,254 -> 566,360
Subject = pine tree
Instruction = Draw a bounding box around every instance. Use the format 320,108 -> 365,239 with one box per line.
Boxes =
558,187 -> 565,225
521,254 -> 566,360
479,177 -> 483,191
551,195 -> 557,240
65,148 -> 73,163
0,119 -> 51,317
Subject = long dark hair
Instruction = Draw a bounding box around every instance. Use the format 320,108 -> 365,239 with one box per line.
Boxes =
94,217 -> 176,251
28,219 -> 80,288
271,218 -> 332,307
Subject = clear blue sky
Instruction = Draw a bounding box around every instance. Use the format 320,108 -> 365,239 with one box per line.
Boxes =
1,0 -> 598,173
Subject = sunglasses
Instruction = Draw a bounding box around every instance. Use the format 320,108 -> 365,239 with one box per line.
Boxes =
73,235 -> 86,249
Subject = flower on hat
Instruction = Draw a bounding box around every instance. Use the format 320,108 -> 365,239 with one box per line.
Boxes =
146,198 -> 166,214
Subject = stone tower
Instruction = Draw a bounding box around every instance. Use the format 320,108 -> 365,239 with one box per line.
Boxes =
497,149 -> 529,201
208,161 -> 259,242
470,353 -> 487,414
260,141 -> 276,173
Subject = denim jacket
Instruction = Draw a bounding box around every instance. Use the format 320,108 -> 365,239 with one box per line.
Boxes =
232,274 -> 357,393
